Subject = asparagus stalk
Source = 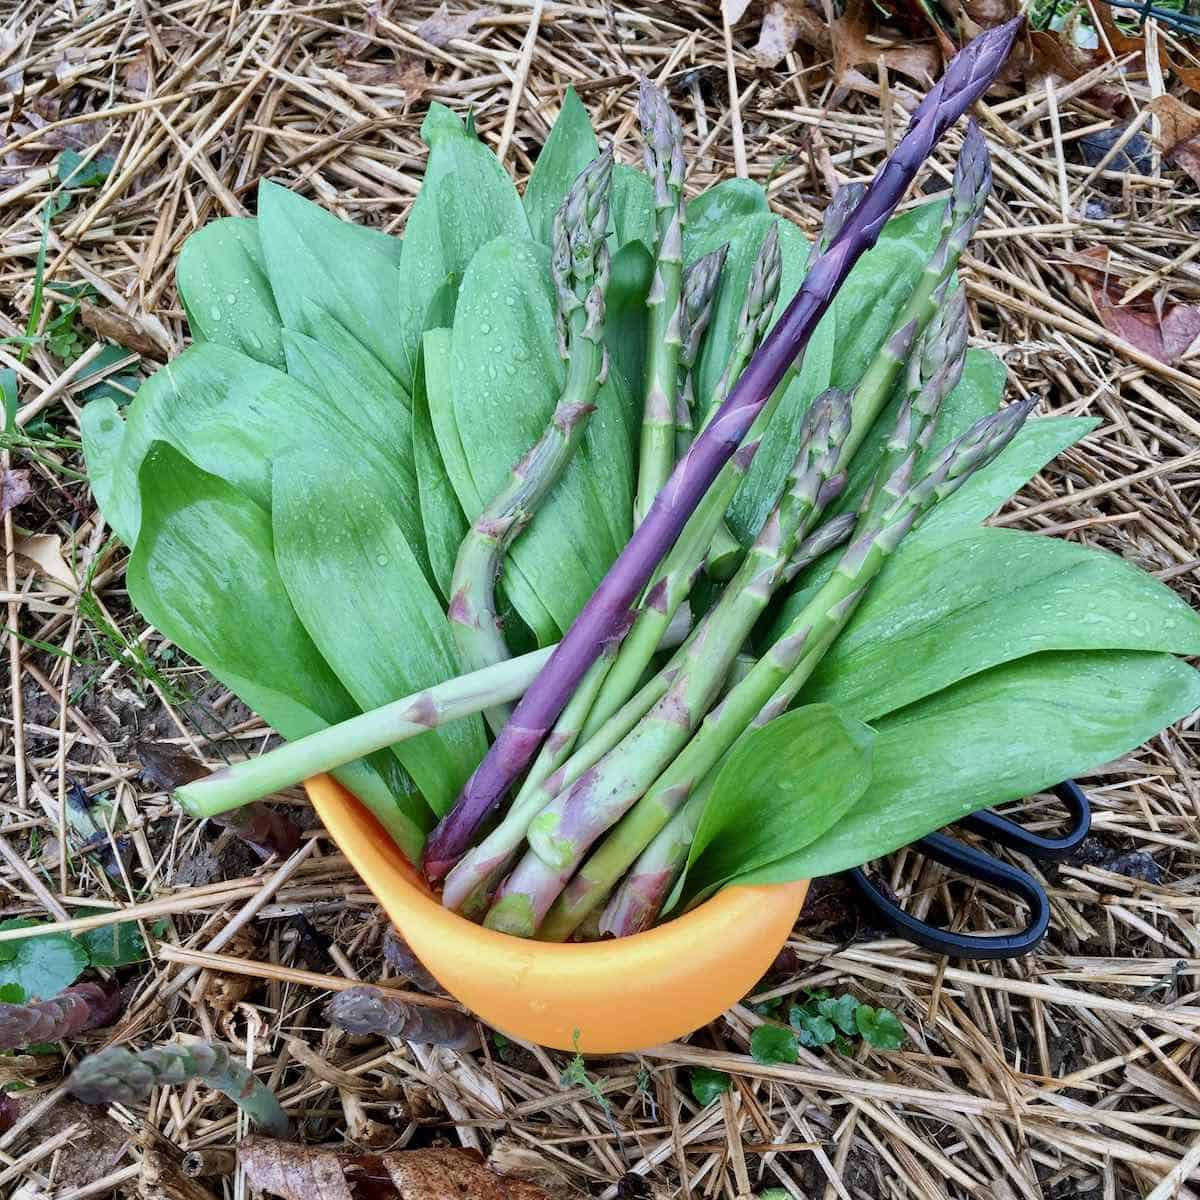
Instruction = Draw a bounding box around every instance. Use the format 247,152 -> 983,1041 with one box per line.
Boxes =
783,510 -> 857,583
674,245 -> 728,461
484,392 -> 853,935
0,981 -> 121,1051
598,772 -> 714,938
422,19 -> 1022,881
449,151 -> 613,733
68,1039 -> 290,1137
577,225 -> 783,744
542,398 -> 1036,940
858,280 -> 967,525
440,614 -> 690,913
326,987 -> 480,1049
634,78 -> 688,526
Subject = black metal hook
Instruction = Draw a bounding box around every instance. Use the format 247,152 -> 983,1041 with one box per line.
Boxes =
847,781 -> 1091,960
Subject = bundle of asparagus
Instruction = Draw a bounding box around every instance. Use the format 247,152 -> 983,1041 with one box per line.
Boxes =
104,15 -> 1200,946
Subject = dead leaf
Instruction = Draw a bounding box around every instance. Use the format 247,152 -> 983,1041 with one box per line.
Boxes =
239,1140 -> 553,1200
1150,95 -> 1200,188
331,1 -> 395,60
14,532 -> 76,589
1066,245 -> 1200,365
344,56 -> 431,104
751,0 -> 831,66
833,0 -> 941,93
137,741 -> 209,790
212,803 -> 302,861
122,50 -> 152,95
723,0 -> 756,23
415,3 -> 494,49
78,302 -> 165,360
487,1138 -> 585,1200
0,469 -> 33,519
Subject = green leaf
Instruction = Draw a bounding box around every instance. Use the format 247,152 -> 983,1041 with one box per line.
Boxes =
256,181 -> 406,385
272,446 -> 489,816
523,88 -> 598,246
447,235 -> 633,640
915,415 -> 1100,544
57,148 -> 115,188
79,398 -> 127,531
1,368 -> 16,432
412,345 -> 468,603
88,342 -> 411,547
176,217 -> 286,368
281,323 -> 427,583
684,179 -> 769,247
127,442 -> 430,860
0,921 -> 89,1001
395,104 -> 530,393
0,982 -> 24,1003
608,164 -> 655,251
739,650 -> 1200,884
689,1067 -> 731,1106
603,241 -> 654,432
855,1006 -> 905,1050
680,704 -> 874,907
817,994 -> 860,1036
78,919 -> 145,968
750,1024 -> 799,1065
789,1008 -> 836,1048
803,527 -> 1200,722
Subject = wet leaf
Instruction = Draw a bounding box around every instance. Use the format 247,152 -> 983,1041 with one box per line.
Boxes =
0,921 -> 90,1001
522,88 -> 598,247
833,0 -> 941,95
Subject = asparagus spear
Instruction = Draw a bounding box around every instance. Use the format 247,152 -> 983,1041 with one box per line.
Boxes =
577,225 -> 783,744
543,398 -> 1036,940
484,392 -> 853,935
449,151 -> 613,733
422,19 -> 1022,882
326,987 -> 480,1049
68,1039 -> 290,1137
674,245 -> 728,461
0,981 -> 121,1051
634,78 -> 688,526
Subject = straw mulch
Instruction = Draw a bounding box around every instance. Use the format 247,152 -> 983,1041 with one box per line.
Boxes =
1,2 -> 1198,1197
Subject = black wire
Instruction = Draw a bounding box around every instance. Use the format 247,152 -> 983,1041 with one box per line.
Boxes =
1095,0 -> 1200,35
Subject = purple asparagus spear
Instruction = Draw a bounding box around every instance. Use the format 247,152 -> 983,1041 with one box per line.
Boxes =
423,17 -> 1023,880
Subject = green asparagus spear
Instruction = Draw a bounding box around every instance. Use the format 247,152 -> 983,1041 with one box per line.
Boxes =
449,151 -> 613,733
634,77 -> 688,526
485,390 -> 853,936
542,398 -> 1036,939
68,1039 -> 289,1137
675,245 -> 728,461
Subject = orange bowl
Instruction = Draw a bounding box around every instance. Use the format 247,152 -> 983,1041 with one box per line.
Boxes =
307,774 -> 808,1052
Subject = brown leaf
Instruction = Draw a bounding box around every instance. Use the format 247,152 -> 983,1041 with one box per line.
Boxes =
751,0 -> 831,67
14,532 -> 76,589
833,0 -> 941,91
78,302 -> 165,360
414,3 -> 494,49
239,1140 -> 552,1200
0,469 -> 33,519
1066,245 -> 1200,365
122,50 -> 152,95
137,742 -> 208,790
212,803 -> 302,861
1150,95 -> 1200,188
331,1 -> 395,60
344,56 -> 431,102
487,1138 -> 586,1200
